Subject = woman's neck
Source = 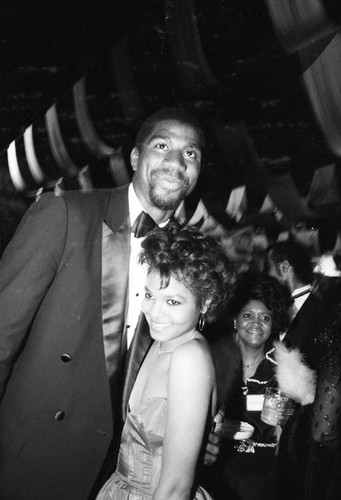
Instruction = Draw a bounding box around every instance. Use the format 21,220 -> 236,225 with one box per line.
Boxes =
239,344 -> 265,368
239,345 -> 265,382
158,329 -> 197,354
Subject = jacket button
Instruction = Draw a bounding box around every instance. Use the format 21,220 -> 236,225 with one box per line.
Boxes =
61,353 -> 72,362
54,411 -> 65,421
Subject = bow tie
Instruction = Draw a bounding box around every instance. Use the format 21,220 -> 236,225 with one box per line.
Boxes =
132,211 -> 157,238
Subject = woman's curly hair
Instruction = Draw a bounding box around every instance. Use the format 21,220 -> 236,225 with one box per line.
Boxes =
139,222 -> 236,323
231,272 -> 293,340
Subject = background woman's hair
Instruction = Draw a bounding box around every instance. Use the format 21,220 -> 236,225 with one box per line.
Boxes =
139,222 -> 236,323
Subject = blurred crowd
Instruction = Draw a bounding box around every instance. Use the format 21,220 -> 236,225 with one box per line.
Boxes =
200,238 -> 341,500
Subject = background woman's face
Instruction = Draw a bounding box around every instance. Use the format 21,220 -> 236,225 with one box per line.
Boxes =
235,299 -> 273,349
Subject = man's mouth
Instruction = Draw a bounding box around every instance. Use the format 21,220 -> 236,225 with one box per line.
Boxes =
152,169 -> 186,188
158,177 -> 183,189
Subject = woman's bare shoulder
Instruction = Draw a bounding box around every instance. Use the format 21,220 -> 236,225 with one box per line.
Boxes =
170,337 -> 215,374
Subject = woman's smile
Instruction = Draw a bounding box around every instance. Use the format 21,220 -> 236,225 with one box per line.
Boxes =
141,270 -> 201,344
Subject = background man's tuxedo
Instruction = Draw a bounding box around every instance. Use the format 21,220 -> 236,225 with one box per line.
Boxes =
277,289 -> 332,500
284,290 -> 330,370
0,185 -> 152,499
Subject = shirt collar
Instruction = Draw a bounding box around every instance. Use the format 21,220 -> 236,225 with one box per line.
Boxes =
128,183 -> 169,228
291,284 -> 312,299
128,183 -> 145,227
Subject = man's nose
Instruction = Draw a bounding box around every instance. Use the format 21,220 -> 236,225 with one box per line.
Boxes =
164,150 -> 186,169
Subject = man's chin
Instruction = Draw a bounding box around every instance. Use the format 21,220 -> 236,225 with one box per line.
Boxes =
150,188 -> 187,211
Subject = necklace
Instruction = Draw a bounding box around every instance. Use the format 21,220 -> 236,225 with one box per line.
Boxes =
158,331 -> 196,354
242,358 -> 263,369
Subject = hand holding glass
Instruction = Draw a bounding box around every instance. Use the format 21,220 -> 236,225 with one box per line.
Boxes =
261,387 -> 296,426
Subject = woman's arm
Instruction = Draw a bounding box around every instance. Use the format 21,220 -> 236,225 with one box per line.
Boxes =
311,366 -> 341,446
153,340 -> 216,500
311,323 -> 341,446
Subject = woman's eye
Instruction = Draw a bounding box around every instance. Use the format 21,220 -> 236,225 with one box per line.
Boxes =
262,315 -> 271,322
243,313 -> 252,319
167,299 -> 180,306
145,292 -> 153,299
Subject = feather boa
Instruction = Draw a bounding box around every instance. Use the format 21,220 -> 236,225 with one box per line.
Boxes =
273,341 -> 316,406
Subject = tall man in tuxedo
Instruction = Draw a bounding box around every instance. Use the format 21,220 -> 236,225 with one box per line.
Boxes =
0,107 -> 213,499
266,239 -> 332,500
266,239 -> 328,366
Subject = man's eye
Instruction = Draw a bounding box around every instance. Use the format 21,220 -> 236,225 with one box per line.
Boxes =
145,292 -> 153,299
184,150 -> 197,159
155,143 -> 167,150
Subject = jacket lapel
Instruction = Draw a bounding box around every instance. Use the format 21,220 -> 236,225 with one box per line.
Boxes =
284,292 -> 316,348
121,313 -> 153,420
100,185 -> 153,423
101,186 -> 130,403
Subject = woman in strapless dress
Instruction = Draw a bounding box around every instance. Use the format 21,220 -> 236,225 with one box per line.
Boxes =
97,223 -> 235,500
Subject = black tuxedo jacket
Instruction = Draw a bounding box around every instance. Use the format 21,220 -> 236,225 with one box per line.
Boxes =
284,291 -> 330,371
0,185 -> 152,499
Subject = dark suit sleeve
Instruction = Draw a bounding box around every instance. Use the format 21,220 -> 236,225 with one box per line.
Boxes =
0,193 -> 68,399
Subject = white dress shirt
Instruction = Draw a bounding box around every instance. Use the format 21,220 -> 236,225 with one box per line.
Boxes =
280,284 -> 312,341
125,184 -> 148,348
125,184 -> 168,348
292,284 -> 312,314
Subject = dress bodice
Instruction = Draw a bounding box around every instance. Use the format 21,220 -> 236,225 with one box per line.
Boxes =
97,397 -> 212,499
116,397 -> 167,496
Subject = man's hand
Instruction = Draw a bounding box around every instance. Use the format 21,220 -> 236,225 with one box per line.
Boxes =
203,407 -> 224,465
203,430 -> 221,465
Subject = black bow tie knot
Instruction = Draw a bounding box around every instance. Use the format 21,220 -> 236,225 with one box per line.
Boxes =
132,211 -> 157,238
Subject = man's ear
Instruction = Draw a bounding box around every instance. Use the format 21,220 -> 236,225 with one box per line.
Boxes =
279,260 -> 291,276
130,147 -> 139,172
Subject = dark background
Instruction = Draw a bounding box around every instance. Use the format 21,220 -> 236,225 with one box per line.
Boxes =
0,0 -> 341,252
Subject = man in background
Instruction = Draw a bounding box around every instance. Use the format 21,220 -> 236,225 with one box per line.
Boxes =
266,239 -> 333,500
266,239 -> 327,362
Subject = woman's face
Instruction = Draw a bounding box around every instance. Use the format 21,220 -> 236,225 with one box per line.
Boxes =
142,270 -> 201,343
235,299 -> 273,349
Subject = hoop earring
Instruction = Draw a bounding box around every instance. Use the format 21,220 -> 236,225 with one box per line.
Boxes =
198,314 -> 206,332
233,321 -> 238,339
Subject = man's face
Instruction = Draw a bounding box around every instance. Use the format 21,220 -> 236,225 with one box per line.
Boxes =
131,119 -> 202,214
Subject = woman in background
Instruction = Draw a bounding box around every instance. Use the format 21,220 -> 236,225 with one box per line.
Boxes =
204,273 -> 292,500
97,223 -> 235,500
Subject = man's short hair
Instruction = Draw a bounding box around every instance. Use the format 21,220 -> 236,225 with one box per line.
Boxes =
269,239 -> 314,285
135,106 -> 206,154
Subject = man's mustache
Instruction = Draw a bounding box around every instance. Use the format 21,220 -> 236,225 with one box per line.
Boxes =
151,168 -> 187,182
